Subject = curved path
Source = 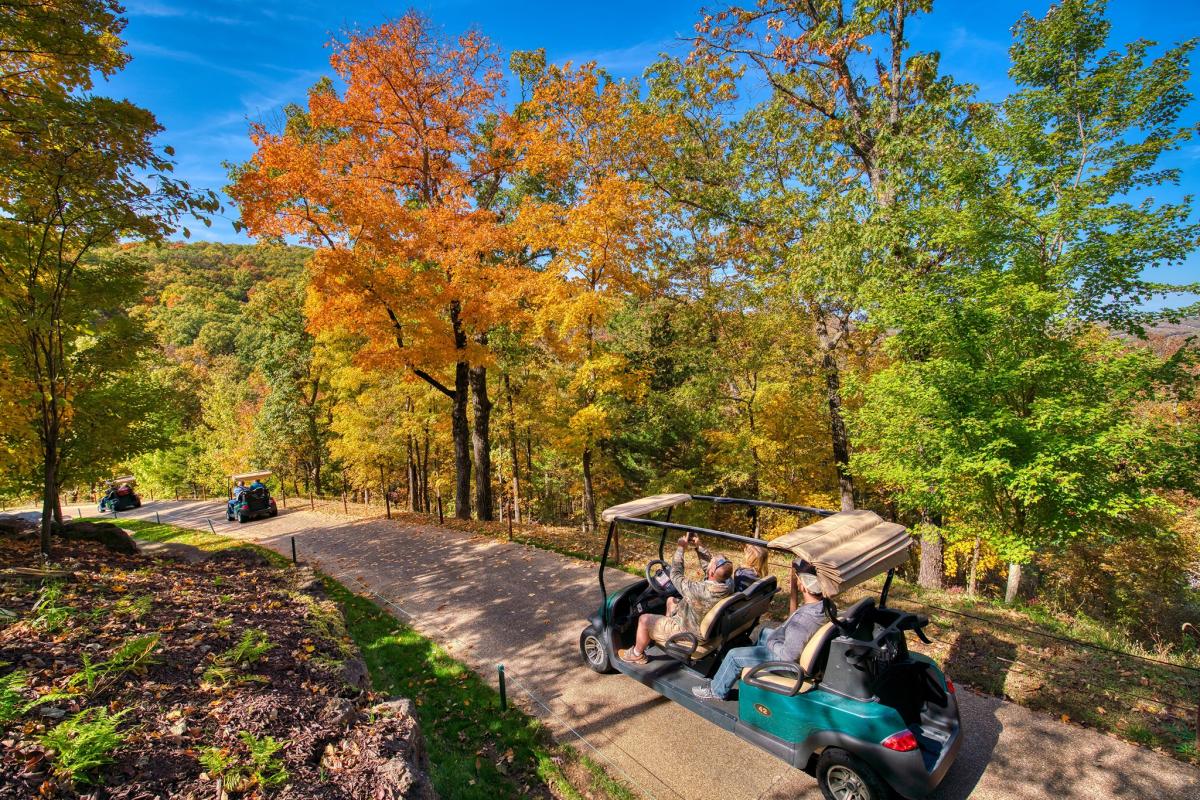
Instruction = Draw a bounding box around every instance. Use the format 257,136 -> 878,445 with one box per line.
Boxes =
75,500 -> 1200,800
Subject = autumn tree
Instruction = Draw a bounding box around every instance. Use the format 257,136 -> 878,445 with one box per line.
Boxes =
232,13 -> 523,519
512,57 -> 665,532
0,2 -> 215,553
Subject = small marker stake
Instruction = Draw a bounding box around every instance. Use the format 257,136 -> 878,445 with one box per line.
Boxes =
497,664 -> 507,711
437,491 -> 443,525
291,536 -> 297,566
208,519 -> 216,535
156,511 -> 161,524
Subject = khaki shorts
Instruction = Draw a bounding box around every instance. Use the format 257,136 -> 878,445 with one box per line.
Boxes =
648,613 -> 685,645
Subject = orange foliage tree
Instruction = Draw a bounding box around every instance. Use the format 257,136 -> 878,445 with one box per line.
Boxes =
512,56 -> 667,532
230,13 -> 525,519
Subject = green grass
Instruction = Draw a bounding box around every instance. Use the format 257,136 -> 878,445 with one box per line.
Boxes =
105,517 -> 632,800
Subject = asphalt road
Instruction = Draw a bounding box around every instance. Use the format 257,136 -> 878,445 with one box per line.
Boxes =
42,500 -> 1200,800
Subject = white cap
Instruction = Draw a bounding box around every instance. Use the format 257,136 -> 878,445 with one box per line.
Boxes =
799,571 -> 823,595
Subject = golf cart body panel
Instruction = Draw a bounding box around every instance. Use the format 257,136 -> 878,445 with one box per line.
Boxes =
228,471 -> 277,522
583,493 -> 963,798
98,476 -> 140,512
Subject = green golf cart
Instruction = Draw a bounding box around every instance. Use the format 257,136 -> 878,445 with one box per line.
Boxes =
579,494 -> 961,800
226,471 -> 278,523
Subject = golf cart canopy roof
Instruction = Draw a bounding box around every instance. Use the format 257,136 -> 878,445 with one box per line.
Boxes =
231,471 -> 273,483
600,493 -> 691,523
772,510 -> 910,597
600,494 -> 910,597
107,475 -> 135,485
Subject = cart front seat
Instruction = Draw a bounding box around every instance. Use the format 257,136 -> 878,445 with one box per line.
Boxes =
741,619 -> 839,694
657,576 -> 778,660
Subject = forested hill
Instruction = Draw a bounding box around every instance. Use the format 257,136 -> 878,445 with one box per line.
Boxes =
123,242 -> 311,365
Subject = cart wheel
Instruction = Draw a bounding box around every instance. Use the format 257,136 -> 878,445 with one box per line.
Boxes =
268,507 -> 277,517
133,498 -> 141,508
816,748 -> 890,800
237,512 -> 247,524
579,625 -> 615,674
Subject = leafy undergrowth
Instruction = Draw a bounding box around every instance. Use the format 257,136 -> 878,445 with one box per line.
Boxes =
0,521 -> 389,798
118,517 -> 636,800
367,506 -> 1200,765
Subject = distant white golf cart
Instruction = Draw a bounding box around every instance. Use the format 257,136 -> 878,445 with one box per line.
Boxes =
226,471 -> 278,523
98,475 -> 141,513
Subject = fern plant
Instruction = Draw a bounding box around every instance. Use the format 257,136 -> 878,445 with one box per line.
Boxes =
202,630 -> 273,688
0,666 -> 28,724
200,732 -> 289,793
39,707 -> 131,784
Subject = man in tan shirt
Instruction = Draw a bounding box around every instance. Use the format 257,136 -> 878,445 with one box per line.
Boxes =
619,534 -> 734,665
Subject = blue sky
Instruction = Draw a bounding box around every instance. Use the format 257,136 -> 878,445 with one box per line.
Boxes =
105,0 -> 1200,294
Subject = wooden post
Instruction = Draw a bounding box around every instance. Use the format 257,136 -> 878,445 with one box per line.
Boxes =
507,500 -> 513,541
280,481 -> 287,509
1184,623 -> 1200,752
309,491 -> 314,510
342,491 -> 348,514
437,489 -> 443,525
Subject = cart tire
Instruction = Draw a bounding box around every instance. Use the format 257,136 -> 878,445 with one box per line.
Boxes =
579,625 -> 615,674
816,748 -> 891,800
237,512 -> 247,524
133,498 -> 141,508
269,507 -> 277,517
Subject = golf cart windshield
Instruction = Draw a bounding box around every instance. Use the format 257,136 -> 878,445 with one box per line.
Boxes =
599,494 -> 910,598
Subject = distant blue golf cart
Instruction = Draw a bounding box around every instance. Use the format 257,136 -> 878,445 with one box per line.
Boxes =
579,494 -> 961,800
98,475 -> 141,512
226,470 -> 278,523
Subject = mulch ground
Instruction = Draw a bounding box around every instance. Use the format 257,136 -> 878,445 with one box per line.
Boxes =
0,526 -> 398,799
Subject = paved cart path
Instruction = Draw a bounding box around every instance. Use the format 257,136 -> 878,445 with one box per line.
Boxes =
49,500 -> 1200,800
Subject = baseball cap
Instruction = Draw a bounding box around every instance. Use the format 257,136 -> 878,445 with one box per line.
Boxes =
792,558 -> 823,595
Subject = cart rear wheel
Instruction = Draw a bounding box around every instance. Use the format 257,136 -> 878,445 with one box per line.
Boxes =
816,748 -> 890,800
237,511 -> 247,524
579,625 -> 615,674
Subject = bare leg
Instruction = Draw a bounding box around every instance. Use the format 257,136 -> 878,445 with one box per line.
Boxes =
634,616 -> 654,654
666,597 -> 678,616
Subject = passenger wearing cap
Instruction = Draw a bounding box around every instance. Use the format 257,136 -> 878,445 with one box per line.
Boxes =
618,533 -> 734,665
691,559 -> 828,701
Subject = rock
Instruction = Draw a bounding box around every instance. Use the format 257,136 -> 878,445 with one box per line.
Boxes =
206,547 -> 272,569
295,567 -> 326,599
54,521 -> 137,555
321,698 -> 436,800
340,656 -> 371,696
0,516 -> 31,537
39,707 -> 67,719
322,697 -> 359,730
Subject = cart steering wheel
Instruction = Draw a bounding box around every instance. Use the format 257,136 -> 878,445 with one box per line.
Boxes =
644,559 -> 676,597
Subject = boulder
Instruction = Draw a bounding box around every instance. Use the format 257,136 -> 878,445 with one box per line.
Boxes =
0,516 -> 31,537
55,521 -> 137,555
321,698 -> 436,800
206,546 -> 272,569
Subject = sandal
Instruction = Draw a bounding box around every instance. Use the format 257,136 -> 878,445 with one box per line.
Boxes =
618,648 -> 648,665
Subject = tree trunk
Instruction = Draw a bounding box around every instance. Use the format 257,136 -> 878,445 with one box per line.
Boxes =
816,317 -> 855,511
917,511 -> 944,590
39,447 -> 56,556
421,432 -> 431,513
469,363 -> 493,521
581,446 -> 597,534
504,374 -> 521,523
966,535 -> 982,597
1005,562 -> 1022,604
452,361 -> 471,519
406,434 -> 417,512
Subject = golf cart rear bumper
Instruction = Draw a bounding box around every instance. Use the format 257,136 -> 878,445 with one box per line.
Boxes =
871,692 -> 962,798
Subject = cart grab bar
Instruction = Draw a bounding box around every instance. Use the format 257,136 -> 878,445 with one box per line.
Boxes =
742,661 -> 810,697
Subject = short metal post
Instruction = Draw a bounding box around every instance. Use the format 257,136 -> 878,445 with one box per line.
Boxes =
156,511 -> 160,524
76,507 -> 82,520
437,491 -> 443,524
207,519 -> 216,535
291,536 -> 297,566
497,664 -> 507,711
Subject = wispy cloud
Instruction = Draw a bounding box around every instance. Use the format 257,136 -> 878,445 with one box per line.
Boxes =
124,0 -> 250,26
558,38 -> 683,76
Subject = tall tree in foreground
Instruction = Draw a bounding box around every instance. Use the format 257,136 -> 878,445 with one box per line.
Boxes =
854,0 -> 1200,600
513,58 -> 662,532
0,1 -> 214,553
232,12 -> 522,519
690,0 -> 960,512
